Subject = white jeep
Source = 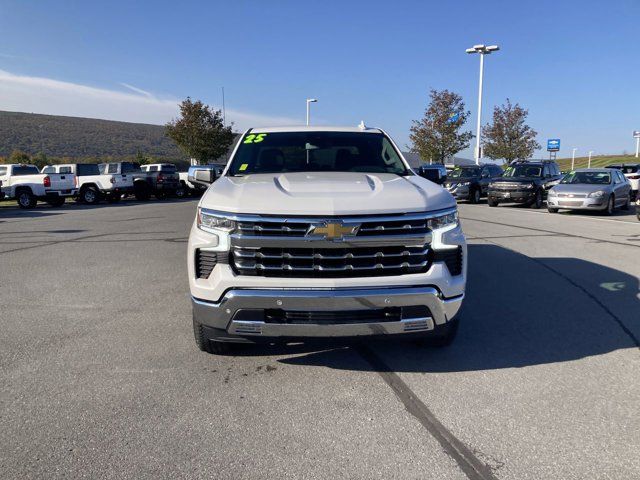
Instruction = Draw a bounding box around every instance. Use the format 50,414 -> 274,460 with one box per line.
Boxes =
188,125 -> 466,354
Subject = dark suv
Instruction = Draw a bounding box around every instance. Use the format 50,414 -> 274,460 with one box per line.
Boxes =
444,164 -> 503,203
487,160 -> 563,208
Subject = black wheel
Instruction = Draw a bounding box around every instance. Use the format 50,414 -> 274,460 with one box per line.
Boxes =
531,190 -> 543,209
469,188 -> 481,204
622,194 -> 630,211
417,318 -> 459,348
106,193 -> 121,203
155,191 -> 167,200
193,318 -> 235,355
134,182 -> 151,201
16,190 -> 37,209
47,197 -> 65,207
175,183 -> 187,198
548,207 -> 559,213
604,195 -> 614,216
487,197 -> 499,207
80,186 -> 100,204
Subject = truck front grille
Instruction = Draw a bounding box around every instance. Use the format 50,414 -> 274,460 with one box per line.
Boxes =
231,245 -> 432,278
237,218 -> 430,237
264,308 -> 402,324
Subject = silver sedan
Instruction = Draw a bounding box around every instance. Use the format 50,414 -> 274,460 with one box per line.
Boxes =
547,168 -> 631,215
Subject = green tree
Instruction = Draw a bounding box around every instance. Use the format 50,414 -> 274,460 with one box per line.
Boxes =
409,89 -> 473,163
9,150 -> 31,164
32,152 -> 49,169
165,98 -> 234,164
482,99 -> 540,164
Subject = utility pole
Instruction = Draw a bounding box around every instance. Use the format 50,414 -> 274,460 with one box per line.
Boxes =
221,87 -> 226,126
571,148 -> 577,170
306,98 -> 317,125
466,44 -> 500,165
588,150 -> 594,168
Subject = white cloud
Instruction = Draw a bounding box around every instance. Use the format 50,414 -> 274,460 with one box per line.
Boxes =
0,69 -> 298,130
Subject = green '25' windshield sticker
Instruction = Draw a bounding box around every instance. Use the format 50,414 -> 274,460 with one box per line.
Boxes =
243,133 -> 267,144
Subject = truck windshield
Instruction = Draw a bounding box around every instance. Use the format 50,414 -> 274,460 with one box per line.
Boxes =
561,171 -> 611,185
503,165 -> 542,177
228,131 -> 408,176
449,168 -> 480,178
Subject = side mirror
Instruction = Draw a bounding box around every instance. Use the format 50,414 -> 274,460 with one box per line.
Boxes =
193,169 -> 216,184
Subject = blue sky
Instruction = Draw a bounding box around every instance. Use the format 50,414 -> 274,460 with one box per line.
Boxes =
0,0 -> 638,158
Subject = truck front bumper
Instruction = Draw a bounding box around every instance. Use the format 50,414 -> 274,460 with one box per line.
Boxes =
192,286 -> 463,343
488,190 -> 536,203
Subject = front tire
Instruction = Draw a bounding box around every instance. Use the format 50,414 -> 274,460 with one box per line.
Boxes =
604,195 -> 614,216
548,207 -> 559,213
469,188 -> 481,204
531,190 -> 543,209
17,190 -> 37,209
193,318 -> 237,355
175,183 -> 188,198
134,182 -> 151,201
487,197 -> 499,207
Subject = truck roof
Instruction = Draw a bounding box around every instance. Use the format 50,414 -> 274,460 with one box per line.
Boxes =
249,125 -> 383,134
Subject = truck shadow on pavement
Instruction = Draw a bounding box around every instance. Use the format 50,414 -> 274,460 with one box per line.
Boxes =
277,244 -> 639,372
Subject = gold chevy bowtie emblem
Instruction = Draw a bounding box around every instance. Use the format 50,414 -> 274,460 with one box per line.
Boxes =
308,222 -> 359,240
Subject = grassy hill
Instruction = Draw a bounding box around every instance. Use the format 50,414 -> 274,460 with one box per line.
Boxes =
0,110 -> 184,161
556,154 -> 639,171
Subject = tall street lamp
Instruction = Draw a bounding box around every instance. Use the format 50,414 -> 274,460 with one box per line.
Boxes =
571,148 -> 577,170
306,98 -> 318,126
466,44 -> 500,165
588,150 -> 594,168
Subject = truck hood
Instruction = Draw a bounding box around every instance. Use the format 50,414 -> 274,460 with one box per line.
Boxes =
200,172 -> 455,215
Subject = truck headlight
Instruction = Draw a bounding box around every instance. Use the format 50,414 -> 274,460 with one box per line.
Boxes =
548,189 -> 557,196
197,209 -> 237,233
523,183 -> 535,189
588,190 -> 605,198
428,211 -> 458,231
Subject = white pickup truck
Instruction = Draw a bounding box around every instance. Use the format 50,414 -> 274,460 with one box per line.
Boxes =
188,125 -> 466,354
0,163 -> 77,208
42,163 -> 133,204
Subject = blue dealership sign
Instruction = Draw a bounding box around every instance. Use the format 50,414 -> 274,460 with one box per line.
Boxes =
547,139 -> 561,151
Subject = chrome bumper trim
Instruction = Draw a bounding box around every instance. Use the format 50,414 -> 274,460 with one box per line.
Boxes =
192,287 -> 464,338
230,233 -> 431,248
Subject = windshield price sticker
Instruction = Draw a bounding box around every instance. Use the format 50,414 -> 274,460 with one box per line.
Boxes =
243,133 -> 267,144
239,164 -> 248,171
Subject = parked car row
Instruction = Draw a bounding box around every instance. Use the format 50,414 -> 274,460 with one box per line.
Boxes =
0,162 -> 221,209
416,159 -> 639,219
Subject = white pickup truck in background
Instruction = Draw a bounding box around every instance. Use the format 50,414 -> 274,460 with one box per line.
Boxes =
0,163 -> 77,208
42,163 -> 133,204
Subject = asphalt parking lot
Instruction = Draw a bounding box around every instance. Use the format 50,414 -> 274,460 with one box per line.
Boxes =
1,199 -> 638,479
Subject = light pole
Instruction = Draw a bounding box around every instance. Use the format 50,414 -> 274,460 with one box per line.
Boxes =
588,150 -> 594,168
571,148 -> 577,170
466,44 -> 499,165
306,98 -> 317,126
